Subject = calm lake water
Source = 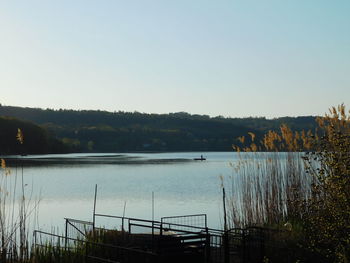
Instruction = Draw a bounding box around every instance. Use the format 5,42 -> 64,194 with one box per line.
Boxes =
4,152 -> 239,231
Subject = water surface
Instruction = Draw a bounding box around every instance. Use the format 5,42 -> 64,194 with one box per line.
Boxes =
4,152 -> 237,231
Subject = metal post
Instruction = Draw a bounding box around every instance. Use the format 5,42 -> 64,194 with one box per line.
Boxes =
65,219 -> 68,250
222,187 -> 229,263
122,201 -> 127,231
152,191 -> 154,222
152,192 -> 155,248
151,221 -> 154,251
92,184 -> 97,232
122,201 -> 126,242
223,188 -> 227,231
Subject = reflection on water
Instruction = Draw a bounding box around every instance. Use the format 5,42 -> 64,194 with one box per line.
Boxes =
4,153 -> 193,166
2,152 -> 235,231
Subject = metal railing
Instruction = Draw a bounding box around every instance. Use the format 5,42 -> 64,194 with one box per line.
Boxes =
65,218 -> 94,240
161,214 -> 207,230
60,214 -> 290,263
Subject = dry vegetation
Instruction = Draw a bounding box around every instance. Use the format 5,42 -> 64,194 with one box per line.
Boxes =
0,129 -> 39,262
222,104 -> 350,262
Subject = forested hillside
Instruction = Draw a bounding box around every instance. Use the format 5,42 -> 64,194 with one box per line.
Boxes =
0,116 -> 68,154
0,105 -> 318,153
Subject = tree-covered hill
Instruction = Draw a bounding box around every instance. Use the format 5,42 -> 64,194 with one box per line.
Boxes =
0,105 -> 318,152
0,116 -> 68,155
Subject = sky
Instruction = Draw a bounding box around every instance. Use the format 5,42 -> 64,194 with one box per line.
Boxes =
0,1 -> 349,118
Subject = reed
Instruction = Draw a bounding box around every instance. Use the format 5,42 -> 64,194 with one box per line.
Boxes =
223,105 -> 350,262
32,238 -> 86,263
0,129 -> 40,262
224,124 -> 314,228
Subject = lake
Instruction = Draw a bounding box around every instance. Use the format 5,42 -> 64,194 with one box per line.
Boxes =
3,152 -> 238,232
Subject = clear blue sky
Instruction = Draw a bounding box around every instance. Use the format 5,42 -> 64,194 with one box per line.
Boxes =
1,1 -> 349,118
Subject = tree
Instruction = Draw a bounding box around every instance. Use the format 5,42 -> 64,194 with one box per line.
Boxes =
302,104 -> 350,262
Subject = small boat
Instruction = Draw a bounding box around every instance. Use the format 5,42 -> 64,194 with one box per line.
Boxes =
194,155 -> 206,161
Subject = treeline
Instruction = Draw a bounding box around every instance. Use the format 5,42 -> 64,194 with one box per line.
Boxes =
0,105 -> 318,153
0,117 -> 68,155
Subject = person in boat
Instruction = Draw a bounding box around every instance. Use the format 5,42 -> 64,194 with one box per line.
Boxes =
194,155 -> 205,160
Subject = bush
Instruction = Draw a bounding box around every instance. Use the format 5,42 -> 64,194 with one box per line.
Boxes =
301,105 -> 350,262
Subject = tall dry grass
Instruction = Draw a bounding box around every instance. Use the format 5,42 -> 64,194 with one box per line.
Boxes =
223,124 -> 315,228
223,105 -> 350,262
0,129 -> 40,262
